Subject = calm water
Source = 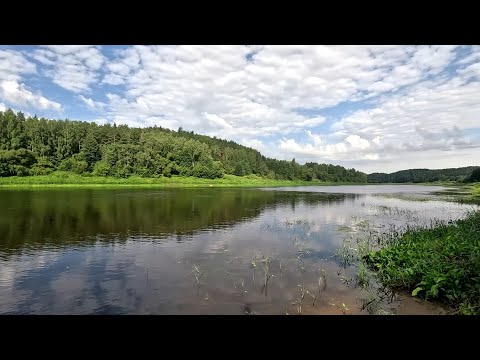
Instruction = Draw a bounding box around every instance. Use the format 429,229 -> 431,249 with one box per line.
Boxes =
0,185 -> 476,314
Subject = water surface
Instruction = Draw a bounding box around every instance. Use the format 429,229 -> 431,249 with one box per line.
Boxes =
0,185 -> 475,314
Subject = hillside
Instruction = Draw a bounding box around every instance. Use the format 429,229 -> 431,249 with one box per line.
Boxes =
368,166 -> 479,183
0,109 -> 367,183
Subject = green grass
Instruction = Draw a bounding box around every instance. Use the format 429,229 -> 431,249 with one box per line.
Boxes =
471,183 -> 480,198
365,211 -> 480,314
438,183 -> 480,204
0,171 -> 363,189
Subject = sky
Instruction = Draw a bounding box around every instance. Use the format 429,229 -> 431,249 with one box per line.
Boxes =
0,45 -> 479,174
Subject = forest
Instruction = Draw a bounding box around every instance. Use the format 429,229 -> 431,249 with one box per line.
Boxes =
0,109 -> 367,182
367,167 -> 479,183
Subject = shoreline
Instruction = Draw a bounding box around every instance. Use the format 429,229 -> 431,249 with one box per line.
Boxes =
0,173 -> 367,189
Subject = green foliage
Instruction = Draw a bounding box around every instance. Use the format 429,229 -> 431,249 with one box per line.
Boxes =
92,161 -> 111,177
0,149 -> 37,176
81,132 -> 101,171
58,154 -> 89,174
368,167 -> 479,184
365,211 -> 480,314
0,108 -> 367,182
468,168 -> 480,182
30,156 -> 55,176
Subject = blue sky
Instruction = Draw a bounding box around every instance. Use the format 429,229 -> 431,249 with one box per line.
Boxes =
1,45 -> 479,173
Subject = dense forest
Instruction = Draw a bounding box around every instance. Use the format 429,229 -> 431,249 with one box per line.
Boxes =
0,109 -> 367,182
367,166 -> 479,183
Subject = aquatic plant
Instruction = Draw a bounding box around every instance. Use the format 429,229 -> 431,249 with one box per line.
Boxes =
365,211 -> 480,314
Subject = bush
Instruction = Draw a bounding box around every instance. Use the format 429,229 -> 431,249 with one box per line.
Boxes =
113,164 -> 133,178
92,161 -> 111,177
132,166 -> 153,177
30,157 -> 55,176
0,149 -> 37,176
58,155 -> 89,175
188,162 -> 224,179
162,163 -> 179,177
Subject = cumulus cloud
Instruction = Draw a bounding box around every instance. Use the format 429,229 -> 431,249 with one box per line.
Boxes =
95,46 -> 460,140
0,48 -> 62,112
0,49 -> 37,81
78,95 -> 106,111
240,138 -> 268,154
279,132 -> 382,162
32,45 -> 106,93
0,80 -> 62,111
202,112 -> 233,129
283,72 -> 480,168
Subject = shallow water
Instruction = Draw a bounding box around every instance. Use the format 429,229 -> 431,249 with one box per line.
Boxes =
0,185 -> 476,314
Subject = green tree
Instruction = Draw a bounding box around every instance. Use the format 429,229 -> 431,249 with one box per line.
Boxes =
30,157 -> 55,175
81,132 -> 101,171
469,168 -> 480,182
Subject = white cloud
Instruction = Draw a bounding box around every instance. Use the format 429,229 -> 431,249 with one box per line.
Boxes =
78,95 -> 106,111
457,62 -> 480,80
97,46 -> 459,141
0,49 -> 37,81
307,130 -> 322,146
0,80 -> 62,111
102,73 -> 126,85
202,112 -> 233,129
457,46 -> 480,65
285,71 -> 480,171
32,45 -> 106,93
279,132 -> 379,162
241,138 -> 267,153
0,49 -> 62,112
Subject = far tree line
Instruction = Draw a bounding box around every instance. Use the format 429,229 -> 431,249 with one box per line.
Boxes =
368,167 -> 480,183
0,109 -> 367,182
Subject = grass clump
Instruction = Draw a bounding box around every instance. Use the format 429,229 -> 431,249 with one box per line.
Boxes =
365,211 -> 480,314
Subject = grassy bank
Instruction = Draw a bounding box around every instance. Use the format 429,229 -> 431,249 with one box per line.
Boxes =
365,211 -> 480,314
0,172 -> 364,188
435,182 -> 480,204
468,183 -> 480,199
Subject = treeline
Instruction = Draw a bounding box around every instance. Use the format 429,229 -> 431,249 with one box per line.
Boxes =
0,109 -> 367,182
368,166 -> 479,183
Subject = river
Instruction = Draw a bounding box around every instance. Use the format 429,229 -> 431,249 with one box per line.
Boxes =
0,185 -> 476,314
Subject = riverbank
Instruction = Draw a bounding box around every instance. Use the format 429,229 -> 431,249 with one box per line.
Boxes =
0,172 -> 366,188
434,182 -> 480,204
365,211 -> 480,315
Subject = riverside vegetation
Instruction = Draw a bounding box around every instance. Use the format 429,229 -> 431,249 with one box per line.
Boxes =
335,200 -> 480,315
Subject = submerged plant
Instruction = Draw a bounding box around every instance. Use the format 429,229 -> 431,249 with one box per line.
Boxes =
329,301 -> 349,315
260,256 -> 273,296
334,240 -> 356,268
356,262 -> 373,289
318,268 -> 327,296
249,256 -> 257,287
185,264 -> 206,296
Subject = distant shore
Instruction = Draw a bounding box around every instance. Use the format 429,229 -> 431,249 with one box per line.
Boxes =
0,172 -> 367,188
